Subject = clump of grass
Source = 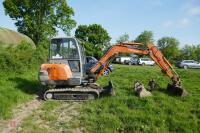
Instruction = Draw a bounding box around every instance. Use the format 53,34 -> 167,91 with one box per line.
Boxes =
80,65 -> 200,133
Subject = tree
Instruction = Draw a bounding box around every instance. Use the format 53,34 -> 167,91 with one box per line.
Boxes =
157,37 -> 180,63
3,0 -> 76,45
116,33 -> 129,43
181,44 -> 200,61
75,24 -> 111,59
135,31 -> 154,48
195,45 -> 200,61
116,33 -> 132,56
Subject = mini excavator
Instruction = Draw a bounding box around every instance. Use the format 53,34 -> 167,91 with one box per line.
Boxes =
39,37 -> 187,100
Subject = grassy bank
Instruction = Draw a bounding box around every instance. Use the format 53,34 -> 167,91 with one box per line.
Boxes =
0,69 -> 39,119
80,65 -> 200,133
0,42 -> 47,120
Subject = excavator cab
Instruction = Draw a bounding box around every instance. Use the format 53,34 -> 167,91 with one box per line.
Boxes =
40,37 -> 84,87
39,37 -> 112,100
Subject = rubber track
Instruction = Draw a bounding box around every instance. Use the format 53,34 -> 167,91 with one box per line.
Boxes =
44,87 -> 102,101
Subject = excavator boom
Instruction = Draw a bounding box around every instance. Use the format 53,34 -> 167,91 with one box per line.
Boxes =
90,44 -> 149,73
90,42 -> 176,80
90,42 -> 187,96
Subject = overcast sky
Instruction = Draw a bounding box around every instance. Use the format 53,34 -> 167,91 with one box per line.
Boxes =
0,0 -> 200,46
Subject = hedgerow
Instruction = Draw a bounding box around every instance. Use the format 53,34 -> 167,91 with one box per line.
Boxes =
0,41 -> 47,73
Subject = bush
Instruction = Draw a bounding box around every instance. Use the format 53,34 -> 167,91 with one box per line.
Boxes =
0,41 -> 48,73
32,41 -> 48,65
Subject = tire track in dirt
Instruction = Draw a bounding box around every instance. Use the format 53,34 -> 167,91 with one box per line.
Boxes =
0,96 -> 42,133
53,102 -> 84,133
0,97 -> 84,133
20,101 -> 84,133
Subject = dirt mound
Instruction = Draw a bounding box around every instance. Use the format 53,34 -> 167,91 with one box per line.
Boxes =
0,27 -> 35,49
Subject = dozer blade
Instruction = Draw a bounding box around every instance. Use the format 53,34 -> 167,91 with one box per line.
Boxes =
101,81 -> 115,96
167,84 -> 188,97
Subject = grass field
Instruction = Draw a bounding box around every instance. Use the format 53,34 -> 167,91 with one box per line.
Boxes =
0,64 -> 199,133
0,69 -> 39,119
80,65 -> 200,133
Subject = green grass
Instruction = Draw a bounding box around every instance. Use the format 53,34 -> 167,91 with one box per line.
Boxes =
0,64 -> 199,132
0,41 -> 45,120
80,64 -> 200,133
0,69 -> 39,119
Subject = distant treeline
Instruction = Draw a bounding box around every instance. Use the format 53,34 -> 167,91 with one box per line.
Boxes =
116,32 -> 200,64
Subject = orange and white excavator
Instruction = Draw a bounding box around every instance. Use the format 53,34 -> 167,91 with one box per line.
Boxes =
39,37 -> 187,100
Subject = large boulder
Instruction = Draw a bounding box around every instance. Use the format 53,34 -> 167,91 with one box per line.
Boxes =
0,27 -> 35,49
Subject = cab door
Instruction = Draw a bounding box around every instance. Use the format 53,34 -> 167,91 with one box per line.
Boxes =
63,38 -> 83,82
49,37 -> 83,86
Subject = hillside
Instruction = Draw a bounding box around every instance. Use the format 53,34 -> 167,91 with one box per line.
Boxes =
0,27 -> 35,48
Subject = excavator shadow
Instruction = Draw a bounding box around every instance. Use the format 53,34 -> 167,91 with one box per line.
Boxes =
148,87 -> 169,95
8,77 -> 42,99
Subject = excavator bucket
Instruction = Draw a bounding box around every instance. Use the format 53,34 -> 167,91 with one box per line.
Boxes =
101,81 -> 115,96
167,83 -> 188,97
148,79 -> 188,97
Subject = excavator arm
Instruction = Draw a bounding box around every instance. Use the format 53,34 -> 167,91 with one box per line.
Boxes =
147,44 -> 179,81
90,42 -> 177,81
90,42 -> 148,77
90,42 -> 187,96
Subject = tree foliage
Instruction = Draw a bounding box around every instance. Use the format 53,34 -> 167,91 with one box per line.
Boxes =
75,24 -> 111,59
157,37 -> 180,63
116,33 -> 129,43
135,31 -> 154,48
0,41 -> 47,73
116,33 -> 132,56
3,0 -> 76,45
180,44 -> 200,61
